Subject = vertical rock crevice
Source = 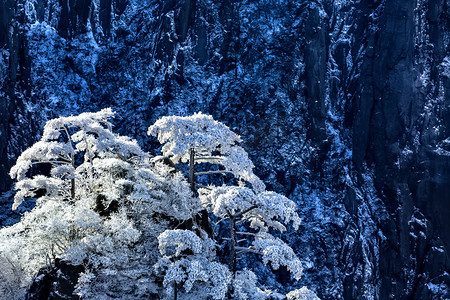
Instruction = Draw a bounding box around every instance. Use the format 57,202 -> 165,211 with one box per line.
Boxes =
304,3 -> 329,174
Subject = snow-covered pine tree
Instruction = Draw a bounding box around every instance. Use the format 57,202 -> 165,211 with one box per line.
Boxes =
149,112 -> 319,299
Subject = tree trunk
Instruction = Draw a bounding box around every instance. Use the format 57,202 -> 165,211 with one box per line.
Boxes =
173,282 -> 177,300
189,148 -> 195,194
189,147 -> 214,237
228,213 -> 236,274
71,178 -> 75,199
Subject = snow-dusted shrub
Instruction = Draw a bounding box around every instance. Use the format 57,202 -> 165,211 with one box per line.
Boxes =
233,269 -> 272,300
155,229 -> 232,299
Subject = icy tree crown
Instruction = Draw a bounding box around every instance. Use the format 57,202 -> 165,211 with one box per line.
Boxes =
9,108 -> 144,210
148,112 -> 265,192
148,112 -> 241,163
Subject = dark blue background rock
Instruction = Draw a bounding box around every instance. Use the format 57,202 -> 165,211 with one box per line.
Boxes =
1,0 -> 449,298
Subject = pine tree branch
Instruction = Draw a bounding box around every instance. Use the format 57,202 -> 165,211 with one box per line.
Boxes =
194,156 -> 224,161
236,247 -> 258,255
56,154 -> 72,163
236,231 -> 258,237
232,205 -> 257,219
213,217 -> 229,233
194,170 -> 233,176
30,160 -> 70,166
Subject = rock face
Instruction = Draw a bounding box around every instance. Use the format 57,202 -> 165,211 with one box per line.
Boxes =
349,0 -> 450,298
0,0 -> 28,192
26,259 -> 83,300
1,0 -> 449,298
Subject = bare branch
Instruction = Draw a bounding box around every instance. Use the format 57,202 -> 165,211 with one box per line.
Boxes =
215,217 -> 229,226
236,246 -> 254,251
213,217 -> 229,233
236,231 -> 258,237
236,246 -> 258,255
194,170 -> 233,176
236,219 -> 247,225
56,154 -> 72,163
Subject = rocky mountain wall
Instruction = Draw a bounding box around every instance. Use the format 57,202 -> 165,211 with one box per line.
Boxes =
0,0 -> 449,298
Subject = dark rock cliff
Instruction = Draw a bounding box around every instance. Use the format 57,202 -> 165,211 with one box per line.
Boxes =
350,0 -> 450,298
0,0 -> 449,298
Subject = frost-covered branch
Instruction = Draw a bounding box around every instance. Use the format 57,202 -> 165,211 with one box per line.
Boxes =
232,205 -> 257,219
235,246 -> 257,254
30,160 -> 70,166
194,156 -> 225,162
236,232 -> 257,237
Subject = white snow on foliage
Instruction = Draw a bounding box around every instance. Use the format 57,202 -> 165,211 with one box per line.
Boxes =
148,112 -> 266,191
148,112 -> 242,163
158,229 -> 203,257
286,286 -> 321,300
199,186 -> 301,231
253,232 -> 303,280
0,110 -> 316,299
